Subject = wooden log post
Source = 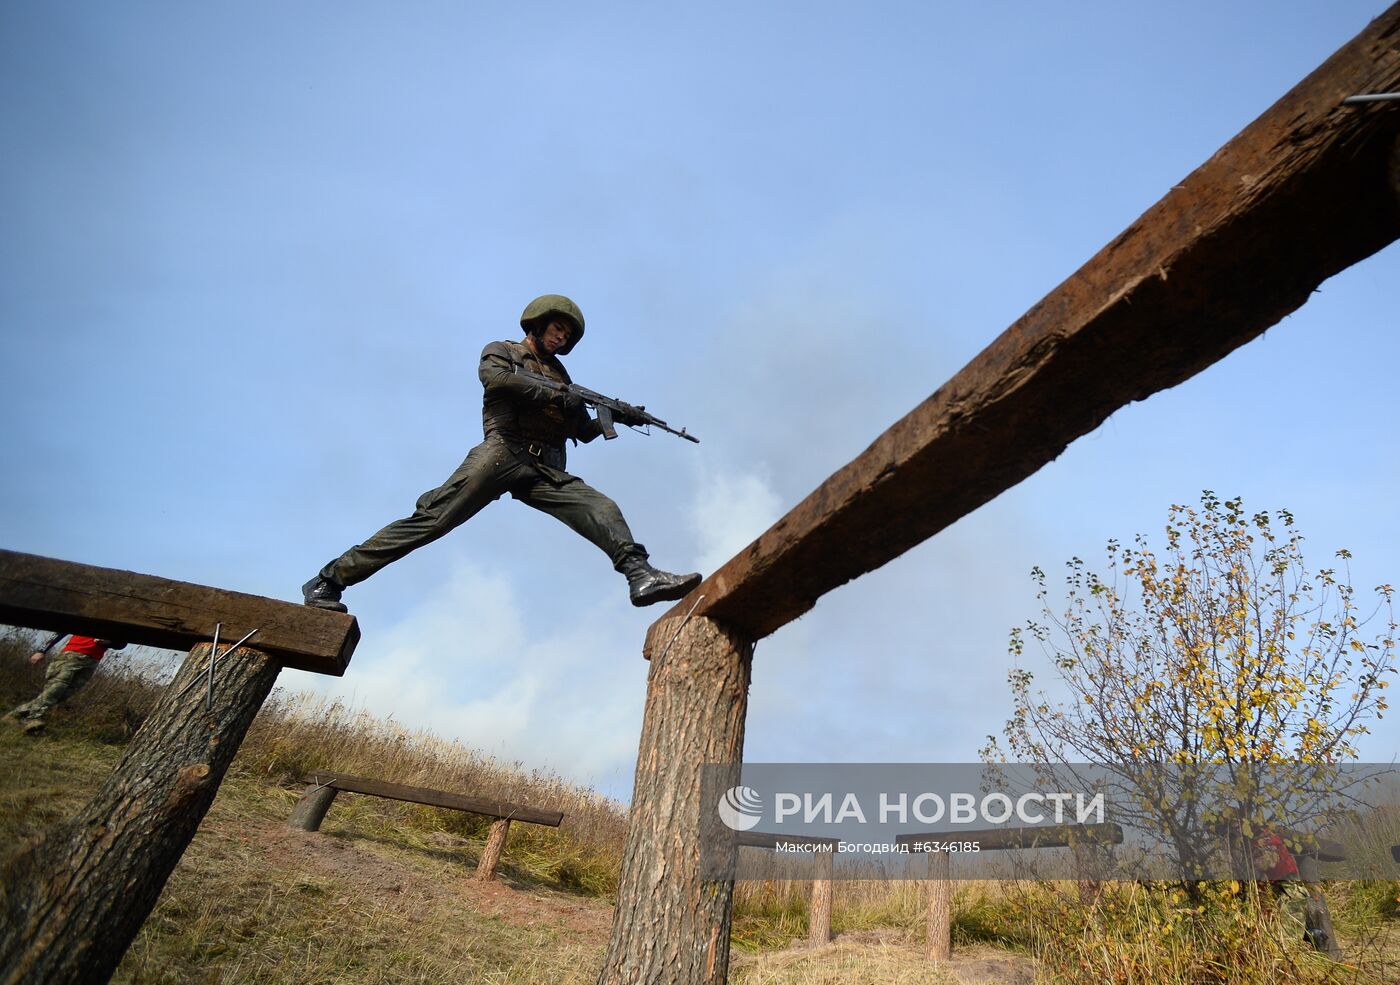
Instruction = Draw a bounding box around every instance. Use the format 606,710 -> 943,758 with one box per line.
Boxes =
808,848 -> 834,946
596,614 -> 753,985
1295,854 -> 1343,960
287,783 -> 340,832
476,818 -> 512,881
0,641 -> 281,985
1071,838 -> 1106,906
925,851 -> 953,963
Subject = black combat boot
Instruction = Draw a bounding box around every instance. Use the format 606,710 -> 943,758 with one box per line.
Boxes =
616,550 -> 702,607
302,574 -> 348,613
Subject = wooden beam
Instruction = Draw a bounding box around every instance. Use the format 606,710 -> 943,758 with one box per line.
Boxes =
0,549 -> 358,676
302,771 -> 564,827
897,822 -> 1124,853
645,5 -> 1400,651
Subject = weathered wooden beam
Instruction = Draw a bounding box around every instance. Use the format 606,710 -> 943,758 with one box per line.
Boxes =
0,641 -> 281,985
734,831 -> 839,849
301,771 -> 564,827
897,822 -> 1124,853
645,5 -> 1400,651
0,549 -> 358,676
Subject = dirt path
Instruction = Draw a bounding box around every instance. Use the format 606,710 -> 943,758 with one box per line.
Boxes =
259,821 -> 614,939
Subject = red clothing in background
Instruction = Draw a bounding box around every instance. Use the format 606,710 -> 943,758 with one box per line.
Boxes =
59,636 -> 113,660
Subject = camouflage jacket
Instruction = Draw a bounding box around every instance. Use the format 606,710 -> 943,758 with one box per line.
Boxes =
478,340 -> 603,454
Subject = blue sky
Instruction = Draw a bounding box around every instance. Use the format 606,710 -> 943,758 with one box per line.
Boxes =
2,2 -> 1396,798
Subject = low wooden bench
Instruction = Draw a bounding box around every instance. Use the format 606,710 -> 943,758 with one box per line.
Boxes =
288,770 -> 565,881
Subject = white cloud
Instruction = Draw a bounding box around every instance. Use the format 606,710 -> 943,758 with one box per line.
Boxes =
301,559 -> 650,794
688,468 -> 784,574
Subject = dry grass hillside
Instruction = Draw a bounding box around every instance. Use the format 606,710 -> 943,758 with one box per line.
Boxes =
2,630 -> 1399,984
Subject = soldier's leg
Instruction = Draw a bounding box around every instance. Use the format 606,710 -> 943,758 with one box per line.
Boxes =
19,651 -> 99,719
320,442 -> 517,588
514,476 -> 701,606
513,474 -> 638,565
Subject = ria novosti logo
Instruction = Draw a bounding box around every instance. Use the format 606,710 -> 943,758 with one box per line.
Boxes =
717,786 -> 764,831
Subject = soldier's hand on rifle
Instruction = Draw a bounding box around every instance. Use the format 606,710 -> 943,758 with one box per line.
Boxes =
28,652 -> 44,665
555,387 -> 585,412
614,403 -> 648,427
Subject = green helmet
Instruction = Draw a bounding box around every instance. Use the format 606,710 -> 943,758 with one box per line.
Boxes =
520,294 -> 585,355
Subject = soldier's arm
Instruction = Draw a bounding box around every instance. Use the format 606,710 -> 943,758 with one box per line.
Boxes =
573,408 -> 604,443
479,342 -> 570,406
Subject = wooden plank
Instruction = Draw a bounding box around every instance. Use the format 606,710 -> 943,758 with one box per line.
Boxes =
0,549 -> 358,676
303,771 -> 564,827
645,5 -> 1400,651
735,830 -> 839,850
1281,831 -> 1348,863
897,822 -> 1124,852
1209,820 -> 1349,863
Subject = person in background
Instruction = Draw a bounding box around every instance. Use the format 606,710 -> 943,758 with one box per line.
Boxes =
4,633 -> 127,734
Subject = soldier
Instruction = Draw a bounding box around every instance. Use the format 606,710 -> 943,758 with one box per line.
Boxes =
4,633 -> 127,733
302,294 -> 702,613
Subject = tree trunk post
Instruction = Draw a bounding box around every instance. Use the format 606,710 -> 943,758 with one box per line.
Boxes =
1295,854 -> 1342,960
597,614 -> 753,985
808,849 -> 834,946
0,641 -> 280,985
287,783 -> 340,832
1071,839 -> 1105,906
475,818 -> 512,881
925,851 -> 952,963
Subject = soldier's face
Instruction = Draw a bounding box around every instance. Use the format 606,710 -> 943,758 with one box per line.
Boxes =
539,320 -> 573,355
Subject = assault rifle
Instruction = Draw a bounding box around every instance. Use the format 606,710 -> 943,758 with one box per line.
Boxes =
513,367 -> 699,443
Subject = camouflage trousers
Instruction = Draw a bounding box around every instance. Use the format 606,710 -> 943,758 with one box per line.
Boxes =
10,650 -> 99,720
322,436 -> 642,587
